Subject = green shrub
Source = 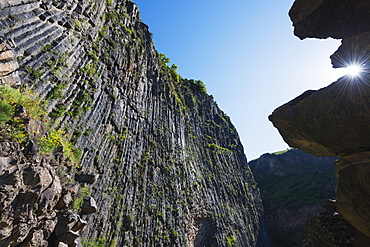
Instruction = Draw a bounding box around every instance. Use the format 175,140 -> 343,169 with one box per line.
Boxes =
38,130 -> 82,164
0,100 -> 13,125
0,87 -> 82,165
159,53 -> 170,64
49,104 -> 66,118
125,27 -> 133,36
47,84 -> 66,100
195,80 -> 207,94
226,235 -> 237,247
81,237 -> 107,247
0,87 -> 44,144
73,186 -> 90,210
70,147 -> 82,161
25,66 -> 43,79
73,19 -> 81,29
1,119 -> 28,143
0,86 -> 44,119
8,14 -> 20,22
71,130 -> 82,142
38,130 -> 62,154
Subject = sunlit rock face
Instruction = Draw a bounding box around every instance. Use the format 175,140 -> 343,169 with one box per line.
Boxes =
0,0 -> 272,246
270,0 -> 370,245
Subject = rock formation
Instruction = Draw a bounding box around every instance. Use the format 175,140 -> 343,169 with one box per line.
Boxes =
249,149 -> 337,247
0,36 -> 97,246
0,0 -> 271,246
269,0 -> 370,246
0,139 -> 95,247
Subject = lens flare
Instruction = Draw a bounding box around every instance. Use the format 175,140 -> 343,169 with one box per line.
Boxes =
345,65 -> 362,77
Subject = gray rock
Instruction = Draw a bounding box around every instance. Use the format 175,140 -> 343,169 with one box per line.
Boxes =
75,173 -> 97,184
322,199 -> 336,212
54,211 -> 87,245
55,190 -> 73,209
81,195 -> 97,215
289,0 -> 370,39
0,157 -> 16,174
269,75 -> 370,157
58,242 -> 69,247
0,133 -> 91,246
0,222 -> 12,240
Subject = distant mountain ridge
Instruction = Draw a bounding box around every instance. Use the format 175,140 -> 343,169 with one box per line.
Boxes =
250,149 -> 337,177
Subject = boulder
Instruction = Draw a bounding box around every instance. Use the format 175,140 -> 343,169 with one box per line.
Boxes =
0,50 -> 14,61
330,32 -> 370,69
303,211 -> 370,247
54,212 -> 87,244
81,195 -> 97,215
289,0 -> 370,39
0,129 -> 94,246
269,74 -> 370,157
75,173 -> 98,184
55,190 -> 73,209
0,60 -> 19,76
335,152 -> 370,237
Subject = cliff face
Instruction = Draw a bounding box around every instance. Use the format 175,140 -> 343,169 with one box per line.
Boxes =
269,0 -> 370,246
249,149 -> 337,247
0,0 -> 271,246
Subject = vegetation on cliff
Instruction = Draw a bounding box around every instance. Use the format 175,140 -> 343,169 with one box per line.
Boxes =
0,86 -> 82,164
0,0 -> 271,246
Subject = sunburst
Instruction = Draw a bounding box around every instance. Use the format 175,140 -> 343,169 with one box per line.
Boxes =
344,64 -> 363,77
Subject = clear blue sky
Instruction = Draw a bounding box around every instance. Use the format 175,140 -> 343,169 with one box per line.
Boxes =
134,0 -> 346,160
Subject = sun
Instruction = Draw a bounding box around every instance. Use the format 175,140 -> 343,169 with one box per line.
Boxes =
345,64 -> 362,77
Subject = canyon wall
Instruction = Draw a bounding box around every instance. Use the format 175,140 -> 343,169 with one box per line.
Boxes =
0,0 -> 271,246
269,0 -> 370,246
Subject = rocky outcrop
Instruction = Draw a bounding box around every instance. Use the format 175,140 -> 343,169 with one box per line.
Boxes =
0,0 -> 271,246
289,0 -> 370,39
0,127 -> 96,247
303,203 -> 370,247
268,78 -> 370,157
0,36 -> 96,247
270,0 -> 370,245
250,149 -> 337,247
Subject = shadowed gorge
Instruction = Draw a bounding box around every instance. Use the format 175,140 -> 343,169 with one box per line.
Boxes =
250,149 -> 337,247
0,0 -> 272,246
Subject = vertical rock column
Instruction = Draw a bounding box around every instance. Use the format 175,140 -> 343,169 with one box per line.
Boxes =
0,37 -> 19,85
